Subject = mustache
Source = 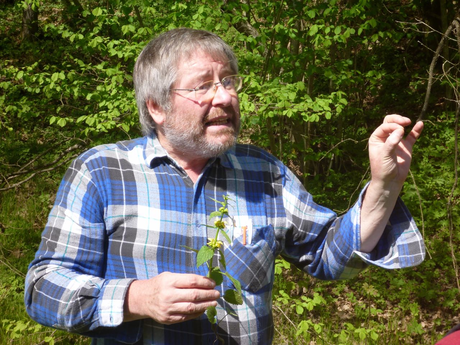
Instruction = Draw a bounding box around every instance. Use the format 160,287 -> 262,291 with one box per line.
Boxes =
203,107 -> 239,123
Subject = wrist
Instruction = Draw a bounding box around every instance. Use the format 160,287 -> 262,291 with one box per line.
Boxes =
367,178 -> 403,197
124,280 -> 146,322
360,180 -> 402,252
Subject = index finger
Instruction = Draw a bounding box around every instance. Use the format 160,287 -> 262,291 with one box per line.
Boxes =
405,120 -> 424,147
383,114 -> 412,126
171,273 -> 217,289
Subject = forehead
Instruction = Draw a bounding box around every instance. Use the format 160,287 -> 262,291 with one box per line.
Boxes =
177,49 -> 233,74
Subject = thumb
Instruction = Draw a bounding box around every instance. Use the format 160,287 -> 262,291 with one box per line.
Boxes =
386,128 -> 404,151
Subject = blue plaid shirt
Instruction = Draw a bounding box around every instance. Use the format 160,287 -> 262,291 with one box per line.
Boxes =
25,134 -> 425,344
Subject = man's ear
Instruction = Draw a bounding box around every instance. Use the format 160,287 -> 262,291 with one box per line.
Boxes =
146,99 -> 166,126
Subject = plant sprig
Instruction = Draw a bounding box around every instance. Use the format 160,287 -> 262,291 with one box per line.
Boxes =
183,195 -> 243,342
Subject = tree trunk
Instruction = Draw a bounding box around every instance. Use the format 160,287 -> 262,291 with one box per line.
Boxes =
22,3 -> 39,41
440,0 -> 453,103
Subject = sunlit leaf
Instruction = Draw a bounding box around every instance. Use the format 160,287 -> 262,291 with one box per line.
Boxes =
223,289 -> 243,305
206,306 -> 217,324
210,267 -> 223,285
196,245 -> 214,268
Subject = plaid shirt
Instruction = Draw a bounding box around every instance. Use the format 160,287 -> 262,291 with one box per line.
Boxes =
25,134 -> 425,345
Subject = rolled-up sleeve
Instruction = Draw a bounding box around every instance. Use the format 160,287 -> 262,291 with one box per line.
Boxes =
281,170 -> 425,280
24,157 -> 141,343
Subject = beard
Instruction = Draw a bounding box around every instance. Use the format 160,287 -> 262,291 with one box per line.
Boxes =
162,107 -> 240,159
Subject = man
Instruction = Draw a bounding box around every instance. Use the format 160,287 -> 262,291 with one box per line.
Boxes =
25,28 -> 425,344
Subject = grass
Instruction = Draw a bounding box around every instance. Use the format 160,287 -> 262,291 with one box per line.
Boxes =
0,177 -> 90,345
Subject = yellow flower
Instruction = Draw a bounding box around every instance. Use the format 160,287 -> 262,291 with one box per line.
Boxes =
208,238 -> 224,249
214,220 -> 225,229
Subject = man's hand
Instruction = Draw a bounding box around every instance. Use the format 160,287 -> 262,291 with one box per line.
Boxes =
360,115 -> 423,252
368,114 -> 424,188
124,272 -> 220,324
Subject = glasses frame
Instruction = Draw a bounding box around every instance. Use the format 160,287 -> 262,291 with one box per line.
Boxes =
170,75 -> 243,101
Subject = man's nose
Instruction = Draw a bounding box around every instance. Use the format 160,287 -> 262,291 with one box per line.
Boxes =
209,83 -> 233,106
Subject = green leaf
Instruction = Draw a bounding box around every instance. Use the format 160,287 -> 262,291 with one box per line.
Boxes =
225,307 -> 238,317
371,330 -> 379,340
209,197 -> 225,206
180,245 -> 199,254
223,272 -> 242,294
223,289 -> 243,305
295,305 -> 304,315
44,336 -> 55,345
209,211 -> 222,220
369,18 -> 377,28
14,321 -> 28,332
86,117 -> 95,126
121,123 -> 130,132
218,248 -> 226,270
309,25 -> 318,36
210,267 -> 223,285
220,229 -> 232,244
196,245 -> 214,268
92,7 -> 103,16
296,320 -> 310,337
314,323 -> 322,333
57,118 -> 67,127
206,306 -> 217,324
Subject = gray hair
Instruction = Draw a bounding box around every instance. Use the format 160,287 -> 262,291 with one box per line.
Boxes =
133,28 -> 238,136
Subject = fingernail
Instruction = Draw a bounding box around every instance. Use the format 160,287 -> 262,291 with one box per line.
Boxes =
391,130 -> 403,141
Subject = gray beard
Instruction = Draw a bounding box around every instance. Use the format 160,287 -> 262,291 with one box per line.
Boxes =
163,113 -> 239,159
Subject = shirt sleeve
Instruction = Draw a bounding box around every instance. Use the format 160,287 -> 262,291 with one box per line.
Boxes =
281,169 -> 425,280
24,157 -> 142,343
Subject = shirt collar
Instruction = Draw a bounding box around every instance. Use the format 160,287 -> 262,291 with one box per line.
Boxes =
144,132 -> 169,167
218,147 -> 235,169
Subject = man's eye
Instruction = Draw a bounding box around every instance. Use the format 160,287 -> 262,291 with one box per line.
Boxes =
196,82 -> 212,92
222,78 -> 234,88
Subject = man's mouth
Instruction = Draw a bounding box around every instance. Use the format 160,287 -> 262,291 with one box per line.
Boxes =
205,118 -> 230,126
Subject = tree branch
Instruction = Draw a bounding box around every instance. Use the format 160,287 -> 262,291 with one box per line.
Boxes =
446,19 -> 460,292
0,144 -> 82,191
418,17 -> 459,121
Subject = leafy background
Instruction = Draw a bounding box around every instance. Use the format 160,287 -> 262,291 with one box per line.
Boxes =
0,0 -> 459,344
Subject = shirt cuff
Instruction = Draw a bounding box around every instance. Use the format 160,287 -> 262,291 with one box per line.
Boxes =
83,278 -> 143,343
98,278 -> 135,327
350,185 -> 426,270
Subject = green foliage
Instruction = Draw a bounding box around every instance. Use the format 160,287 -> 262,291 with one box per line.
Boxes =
2,320 -> 53,344
0,186 -> 88,344
2,4 -> 139,136
272,260 -> 447,344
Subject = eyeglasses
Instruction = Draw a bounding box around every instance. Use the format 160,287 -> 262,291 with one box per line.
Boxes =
171,75 -> 243,102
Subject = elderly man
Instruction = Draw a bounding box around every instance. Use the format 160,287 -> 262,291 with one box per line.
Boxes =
25,28 -> 425,344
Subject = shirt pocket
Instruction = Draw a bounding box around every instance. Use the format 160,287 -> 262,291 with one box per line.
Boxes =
223,225 -> 277,293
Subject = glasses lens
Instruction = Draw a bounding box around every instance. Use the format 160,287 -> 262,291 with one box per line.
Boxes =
222,75 -> 242,92
196,81 -> 213,94
193,76 -> 242,101
192,80 -> 212,100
